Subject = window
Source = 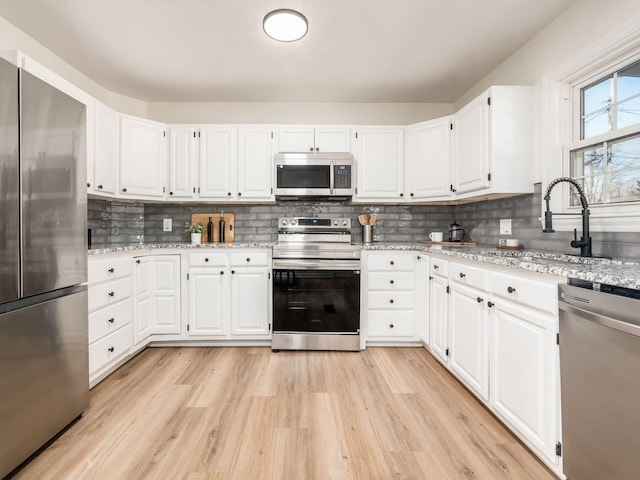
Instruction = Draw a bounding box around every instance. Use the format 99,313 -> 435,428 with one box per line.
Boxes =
569,57 -> 640,206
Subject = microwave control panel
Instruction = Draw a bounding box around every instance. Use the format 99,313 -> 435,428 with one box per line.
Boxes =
334,165 -> 352,189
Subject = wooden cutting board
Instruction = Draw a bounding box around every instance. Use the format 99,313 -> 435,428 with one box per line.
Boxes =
191,213 -> 235,243
419,240 -> 477,247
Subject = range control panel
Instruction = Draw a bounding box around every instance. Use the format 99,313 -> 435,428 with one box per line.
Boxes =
278,217 -> 351,230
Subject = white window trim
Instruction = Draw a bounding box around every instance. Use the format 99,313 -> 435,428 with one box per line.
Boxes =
541,16 -> 640,232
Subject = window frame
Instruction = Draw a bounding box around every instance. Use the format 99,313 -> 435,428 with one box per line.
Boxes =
541,18 -> 640,233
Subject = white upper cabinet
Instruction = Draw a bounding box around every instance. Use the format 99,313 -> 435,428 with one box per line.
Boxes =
353,127 -> 405,202
237,126 -> 275,200
168,126 -> 197,199
451,86 -> 534,199
92,101 -> 119,195
199,126 -> 237,199
405,117 -> 452,200
120,115 -> 167,198
277,125 -> 351,153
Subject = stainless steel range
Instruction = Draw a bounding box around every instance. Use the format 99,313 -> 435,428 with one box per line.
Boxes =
272,217 -> 361,351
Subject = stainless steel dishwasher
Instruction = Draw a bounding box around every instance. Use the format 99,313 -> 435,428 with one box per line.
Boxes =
559,280 -> 640,480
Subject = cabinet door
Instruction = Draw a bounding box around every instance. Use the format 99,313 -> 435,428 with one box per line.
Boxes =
452,91 -> 490,194
490,300 -> 559,464
93,101 -> 118,194
169,127 -> 197,199
277,127 -> 315,152
188,268 -> 228,336
315,127 -> 351,152
237,127 -> 274,200
428,274 -> 448,364
199,127 -> 236,199
354,128 -> 404,201
230,268 -> 270,336
133,256 -> 154,344
406,117 -> 451,199
448,282 -> 489,401
120,116 -> 166,197
152,255 -> 181,335
417,255 -> 430,344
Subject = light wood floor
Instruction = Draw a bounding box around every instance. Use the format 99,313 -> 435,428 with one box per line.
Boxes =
13,347 -> 557,480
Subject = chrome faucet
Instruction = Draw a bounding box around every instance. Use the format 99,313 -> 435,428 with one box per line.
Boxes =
543,177 -> 593,257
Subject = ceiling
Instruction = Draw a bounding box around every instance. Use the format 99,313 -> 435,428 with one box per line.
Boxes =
0,0 -> 577,103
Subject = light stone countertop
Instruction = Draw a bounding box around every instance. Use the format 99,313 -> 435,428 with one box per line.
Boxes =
88,241 -> 640,290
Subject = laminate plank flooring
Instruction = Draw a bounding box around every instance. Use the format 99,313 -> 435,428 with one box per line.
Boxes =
11,347 -> 558,480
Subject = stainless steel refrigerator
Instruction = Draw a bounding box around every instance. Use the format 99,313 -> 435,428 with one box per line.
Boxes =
0,56 -> 88,478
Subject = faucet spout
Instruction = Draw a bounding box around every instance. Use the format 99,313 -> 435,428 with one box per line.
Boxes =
543,177 -> 593,257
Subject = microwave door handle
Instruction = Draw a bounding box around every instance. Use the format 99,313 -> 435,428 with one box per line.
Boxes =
329,160 -> 334,194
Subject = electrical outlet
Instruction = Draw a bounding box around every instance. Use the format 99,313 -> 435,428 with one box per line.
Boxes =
163,218 -> 172,232
500,218 -> 512,235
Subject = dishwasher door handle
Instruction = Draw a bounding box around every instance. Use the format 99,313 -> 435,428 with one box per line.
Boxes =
560,301 -> 640,337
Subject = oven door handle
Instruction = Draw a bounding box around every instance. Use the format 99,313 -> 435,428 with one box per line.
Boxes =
273,259 -> 361,271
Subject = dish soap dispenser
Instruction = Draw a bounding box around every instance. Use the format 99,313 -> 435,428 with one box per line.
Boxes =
219,212 -> 225,243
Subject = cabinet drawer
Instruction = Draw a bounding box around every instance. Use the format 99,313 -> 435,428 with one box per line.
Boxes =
88,255 -> 132,284
489,271 -> 558,314
368,291 -> 414,309
89,323 -> 133,374
368,271 -> 415,291
88,276 -> 133,311
367,311 -> 416,337
230,251 -> 268,267
450,262 -> 488,290
368,252 -> 415,271
430,257 -> 449,277
189,252 -> 227,267
88,298 -> 133,344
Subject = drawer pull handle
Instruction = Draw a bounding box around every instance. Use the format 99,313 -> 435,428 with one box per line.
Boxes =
108,268 -> 115,273
433,265 -> 439,270
390,280 -> 394,284
487,301 -> 494,308
108,318 -> 115,323
246,257 -> 251,262
476,297 -> 483,303
389,299 -> 394,304
459,272 -> 466,278
389,324 -> 394,329
108,291 -> 115,297
390,261 -> 395,265
108,347 -> 115,353
135,259 -> 141,264
507,286 -> 516,293
220,271 -> 224,275
231,270 -> 235,274
205,258 -> 209,262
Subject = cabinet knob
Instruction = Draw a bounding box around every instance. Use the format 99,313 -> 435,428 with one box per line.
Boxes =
246,257 -> 251,262
108,347 -> 115,353
87,182 -> 91,188
487,301 -> 494,308
122,188 -> 127,192
108,268 -> 115,273
227,192 -> 232,196
315,147 -> 319,152
97,184 -> 103,189
231,270 -> 235,274
389,324 -> 394,329
390,279 -> 394,284
309,147 -> 314,152
400,193 -> 404,197
429,276 -> 434,280
417,255 -> 421,260
238,192 -> 242,196
477,297 -> 483,303
108,291 -> 115,297
433,265 -> 439,270
507,286 -> 516,293
390,261 -> 394,265
220,271 -> 224,275
459,272 -> 466,278
136,259 -> 141,264
410,193 -> 414,197
389,299 -> 394,304
204,258 -> 209,262
108,318 -> 115,323
169,192 -> 173,195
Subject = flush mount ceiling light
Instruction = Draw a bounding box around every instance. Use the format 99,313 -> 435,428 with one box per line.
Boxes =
263,9 -> 308,42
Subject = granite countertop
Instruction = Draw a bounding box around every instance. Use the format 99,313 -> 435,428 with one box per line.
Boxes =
89,241 -> 640,291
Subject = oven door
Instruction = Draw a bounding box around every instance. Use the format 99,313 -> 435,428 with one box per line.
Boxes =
272,259 -> 360,349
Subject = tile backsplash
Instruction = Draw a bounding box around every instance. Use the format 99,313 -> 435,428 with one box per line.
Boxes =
88,183 -> 640,258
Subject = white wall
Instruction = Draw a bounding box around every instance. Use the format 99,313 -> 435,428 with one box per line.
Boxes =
145,101 -> 453,125
0,15 -> 146,116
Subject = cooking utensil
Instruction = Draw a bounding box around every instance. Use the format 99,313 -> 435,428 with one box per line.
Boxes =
448,222 -> 465,242
358,214 -> 368,226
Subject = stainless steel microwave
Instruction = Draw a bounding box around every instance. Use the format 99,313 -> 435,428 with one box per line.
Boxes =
274,153 -> 354,198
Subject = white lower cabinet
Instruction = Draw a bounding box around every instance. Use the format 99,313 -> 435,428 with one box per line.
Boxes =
133,254 -> 181,346
187,249 -> 271,339
448,281 -> 489,401
364,251 -> 418,342
489,297 -> 560,467
428,264 -> 449,363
